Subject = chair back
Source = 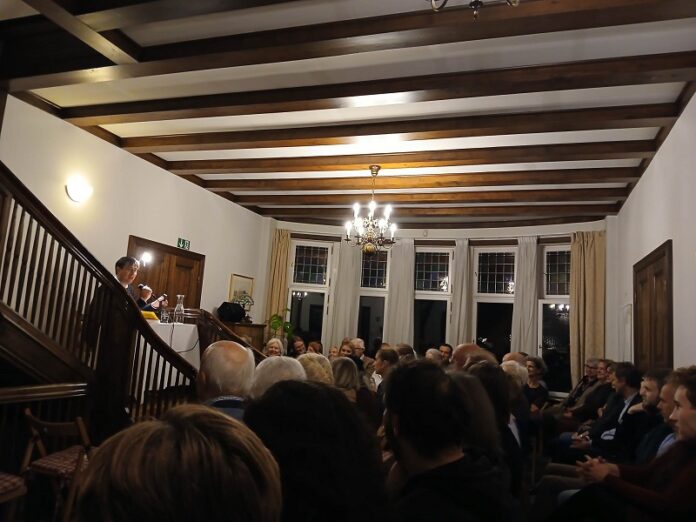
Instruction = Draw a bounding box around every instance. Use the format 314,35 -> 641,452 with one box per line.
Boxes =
21,409 -> 91,472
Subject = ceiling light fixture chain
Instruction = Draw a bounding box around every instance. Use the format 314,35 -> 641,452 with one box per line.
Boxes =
344,165 -> 397,256
429,0 -> 520,20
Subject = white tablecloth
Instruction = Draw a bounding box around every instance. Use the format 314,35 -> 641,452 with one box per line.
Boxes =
149,321 -> 200,370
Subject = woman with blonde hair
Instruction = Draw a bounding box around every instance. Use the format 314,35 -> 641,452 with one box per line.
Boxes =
297,353 -> 334,385
332,357 -> 381,430
263,337 -> 284,357
76,404 -> 281,522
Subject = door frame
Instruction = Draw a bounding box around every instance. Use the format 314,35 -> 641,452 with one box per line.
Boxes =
632,239 -> 673,369
127,235 -> 206,308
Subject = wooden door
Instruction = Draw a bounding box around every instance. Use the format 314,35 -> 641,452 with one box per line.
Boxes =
633,240 -> 673,371
127,236 -> 205,308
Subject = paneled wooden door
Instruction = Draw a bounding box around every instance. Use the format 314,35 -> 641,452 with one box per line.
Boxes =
127,236 -> 205,309
633,240 -> 673,371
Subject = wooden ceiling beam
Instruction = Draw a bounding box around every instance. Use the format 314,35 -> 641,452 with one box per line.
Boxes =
257,204 -> 619,218
21,0 -> 141,64
8,0 -> 696,90
169,141 -> 655,175
120,104 -> 676,153
74,0 -> 307,32
205,168 -> 640,191
280,216 -> 603,229
233,188 -> 628,206
55,51 -> 696,125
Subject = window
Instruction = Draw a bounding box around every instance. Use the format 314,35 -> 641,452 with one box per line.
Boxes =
477,251 -> 515,294
545,249 -> 571,297
293,244 -> 329,285
414,300 -> 448,354
475,302 -> 514,359
288,241 -> 333,347
539,301 -> 572,393
472,248 -> 516,360
358,295 -> 385,353
539,245 -> 571,394
414,247 -> 453,354
415,252 -> 450,292
361,251 -> 388,289
289,291 -> 326,344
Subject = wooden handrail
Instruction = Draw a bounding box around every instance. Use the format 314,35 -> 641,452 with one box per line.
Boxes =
192,309 -> 266,363
0,383 -> 88,404
0,160 -> 196,440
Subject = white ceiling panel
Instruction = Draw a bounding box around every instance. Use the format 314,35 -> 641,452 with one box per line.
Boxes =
196,159 -> 642,180
156,128 -> 658,160
102,83 -> 683,137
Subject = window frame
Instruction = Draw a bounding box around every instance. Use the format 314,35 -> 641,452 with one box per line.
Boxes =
414,246 -> 454,347
286,240 -> 335,347
471,246 -> 517,346
473,246 -> 518,298
542,245 -> 571,299
288,240 -> 333,289
359,249 -> 391,291
537,298 -> 571,399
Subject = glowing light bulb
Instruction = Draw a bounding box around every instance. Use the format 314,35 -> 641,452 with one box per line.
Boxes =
141,252 -> 153,265
65,175 -> 93,203
353,202 -> 360,218
389,223 -> 397,239
345,221 -> 352,238
384,204 -> 392,220
368,200 -> 377,217
378,218 -> 386,232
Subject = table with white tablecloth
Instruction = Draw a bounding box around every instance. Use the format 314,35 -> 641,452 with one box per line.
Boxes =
148,321 -> 200,370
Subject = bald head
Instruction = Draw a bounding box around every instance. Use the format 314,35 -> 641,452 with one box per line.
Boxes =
197,341 -> 255,401
502,352 -> 528,366
452,344 -> 497,370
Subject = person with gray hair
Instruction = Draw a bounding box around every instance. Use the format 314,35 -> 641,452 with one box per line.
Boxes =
197,341 -> 256,420
501,360 -> 529,389
250,356 -> 306,399
425,348 -> 443,364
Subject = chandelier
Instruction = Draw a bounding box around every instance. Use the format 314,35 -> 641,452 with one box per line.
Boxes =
344,165 -> 397,256
430,0 -> 520,20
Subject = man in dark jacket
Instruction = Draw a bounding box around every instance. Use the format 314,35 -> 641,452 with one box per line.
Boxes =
385,361 -> 512,522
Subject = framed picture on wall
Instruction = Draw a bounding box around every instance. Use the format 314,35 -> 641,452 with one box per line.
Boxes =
229,274 -> 254,301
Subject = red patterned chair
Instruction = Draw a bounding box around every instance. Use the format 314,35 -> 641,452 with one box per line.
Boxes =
21,409 -> 92,522
0,472 -> 26,522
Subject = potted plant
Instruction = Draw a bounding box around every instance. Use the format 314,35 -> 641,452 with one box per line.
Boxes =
268,309 -> 294,345
232,292 -> 254,323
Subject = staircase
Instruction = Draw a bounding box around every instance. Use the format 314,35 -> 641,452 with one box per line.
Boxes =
0,160 -> 198,467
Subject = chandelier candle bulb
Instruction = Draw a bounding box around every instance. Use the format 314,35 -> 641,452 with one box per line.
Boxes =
344,165 -> 397,255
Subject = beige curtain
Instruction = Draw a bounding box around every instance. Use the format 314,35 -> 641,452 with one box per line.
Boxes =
264,229 -> 291,325
570,231 -> 605,384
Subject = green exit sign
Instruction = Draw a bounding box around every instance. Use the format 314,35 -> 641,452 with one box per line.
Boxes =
177,238 -> 190,250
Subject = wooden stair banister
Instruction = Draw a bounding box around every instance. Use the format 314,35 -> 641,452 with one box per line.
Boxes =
0,160 -> 197,442
193,309 -> 266,364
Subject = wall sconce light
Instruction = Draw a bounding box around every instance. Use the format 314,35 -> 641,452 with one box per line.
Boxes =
140,252 -> 153,266
65,176 -> 93,203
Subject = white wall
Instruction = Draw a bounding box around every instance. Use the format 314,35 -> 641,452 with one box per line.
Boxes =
605,95 -> 696,367
0,96 -> 272,318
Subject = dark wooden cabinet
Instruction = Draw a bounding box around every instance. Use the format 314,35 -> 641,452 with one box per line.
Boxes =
223,323 -> 266,352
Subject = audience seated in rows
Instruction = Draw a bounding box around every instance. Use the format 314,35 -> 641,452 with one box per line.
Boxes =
524,356 -> 550,417
196,340 -> 254,420
76,405 -> 281,522
546,366 -> 696,522
374,347 -> 399,412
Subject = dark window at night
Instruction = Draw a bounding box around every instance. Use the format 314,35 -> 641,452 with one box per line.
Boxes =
546,250 -> 571,296
361,251 -> 388,288
477,252 -> 515,294
414,300 -> 448,356
415,252 -> 450,292
293,245 -> 329,285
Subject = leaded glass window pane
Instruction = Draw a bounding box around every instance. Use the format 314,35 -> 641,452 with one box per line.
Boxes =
477,252 -> 515,294
293,245 -> 328,285
546,250 -> 571,296
361,251 -> 388,288
415,252 -> 450,292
